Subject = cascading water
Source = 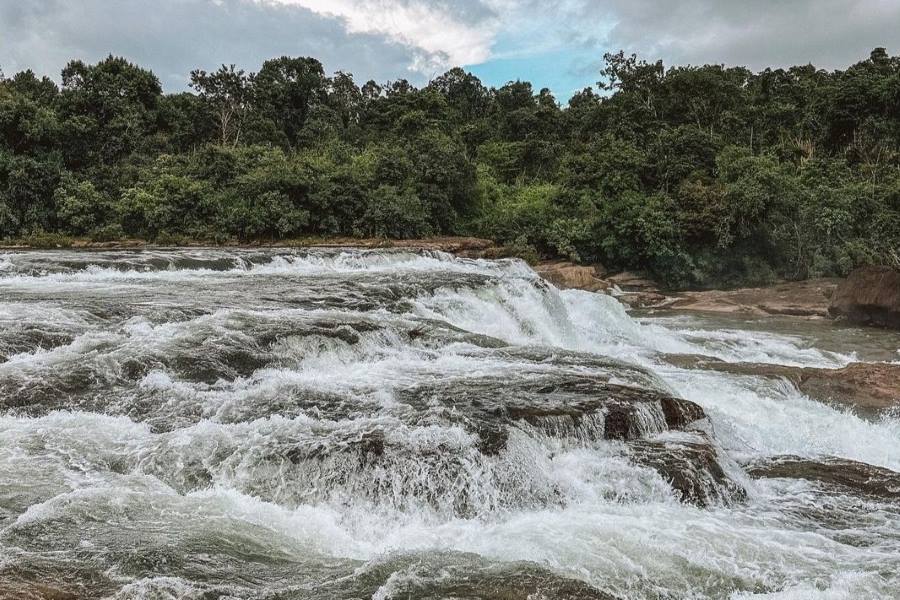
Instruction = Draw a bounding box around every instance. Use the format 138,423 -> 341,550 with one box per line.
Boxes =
0,248 -> 898,599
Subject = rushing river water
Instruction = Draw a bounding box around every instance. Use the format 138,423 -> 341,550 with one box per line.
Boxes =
1,248 -> 899,600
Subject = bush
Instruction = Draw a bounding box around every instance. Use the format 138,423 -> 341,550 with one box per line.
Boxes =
356,185 -> 433,238
90,223 -> 124,242
54,177 -> 110,235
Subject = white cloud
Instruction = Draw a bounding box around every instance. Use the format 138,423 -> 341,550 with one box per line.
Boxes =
1,0 -> 896,95
263,0 -> 500,72
0,0 -> 443,90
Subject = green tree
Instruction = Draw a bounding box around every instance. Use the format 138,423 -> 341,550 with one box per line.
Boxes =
190,65 -> 253,146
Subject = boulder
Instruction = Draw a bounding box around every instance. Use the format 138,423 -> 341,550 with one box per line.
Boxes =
629,434 -> 747,506
399,377 -> 710,456
829,265 -> 900,329
534,260 -> 610,292
798,362 -> 900,412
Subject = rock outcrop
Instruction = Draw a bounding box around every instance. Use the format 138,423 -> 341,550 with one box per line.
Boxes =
746,455 -> 900,500
663,356 -> 900,413
530,264 -> 843,316
606,271 -> 658,292
395,376 -> 747,507
829,265 -> 900,329
533,261 -> 610,292
630,434 -> 747,506
670,279 -> 838,317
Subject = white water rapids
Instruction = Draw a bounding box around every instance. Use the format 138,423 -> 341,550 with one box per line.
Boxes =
0,249 -> 898,599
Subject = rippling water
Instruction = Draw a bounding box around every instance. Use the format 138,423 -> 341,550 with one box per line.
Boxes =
1,248 -> 898,599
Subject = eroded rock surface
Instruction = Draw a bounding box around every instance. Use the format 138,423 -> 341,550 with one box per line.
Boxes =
630,433 -> 747,506
670,279 -> 838,317
534,260 -> 610,292
829,265 -> 900,329
398,377 -> 710,453
662,356 -> 900,413
746,455 -> 900,501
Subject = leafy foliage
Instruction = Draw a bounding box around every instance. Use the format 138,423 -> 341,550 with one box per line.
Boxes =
1,49 -> 899,287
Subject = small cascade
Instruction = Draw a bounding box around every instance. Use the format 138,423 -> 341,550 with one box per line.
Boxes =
1,247 -> 898,600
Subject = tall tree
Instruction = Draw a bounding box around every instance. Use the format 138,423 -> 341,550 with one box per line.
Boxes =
59,55 -> 162,165
190,64 -> 252,146
254,56 -> 328,147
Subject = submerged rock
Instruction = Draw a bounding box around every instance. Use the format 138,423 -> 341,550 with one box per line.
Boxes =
334,552 -> 620,600
746,455 -> 900,501
402,377 -> 710,453
829,265 -> 900,329
629,433 -> 747,507
229,377 -> 732,511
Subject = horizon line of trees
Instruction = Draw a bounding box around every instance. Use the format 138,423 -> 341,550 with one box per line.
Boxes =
1,48 -> 899,287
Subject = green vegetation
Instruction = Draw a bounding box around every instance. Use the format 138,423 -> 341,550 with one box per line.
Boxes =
1,50 -> 899,287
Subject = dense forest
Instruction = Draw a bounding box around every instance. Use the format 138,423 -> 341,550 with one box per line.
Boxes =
1,49 -> 899,287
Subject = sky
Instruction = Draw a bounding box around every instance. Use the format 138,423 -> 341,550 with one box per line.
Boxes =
1,0 -> 898,100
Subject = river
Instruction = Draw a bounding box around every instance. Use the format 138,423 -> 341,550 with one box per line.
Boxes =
1,249 -> 898,599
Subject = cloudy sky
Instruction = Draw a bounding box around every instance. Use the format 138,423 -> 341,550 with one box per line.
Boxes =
1,0 -> 898,98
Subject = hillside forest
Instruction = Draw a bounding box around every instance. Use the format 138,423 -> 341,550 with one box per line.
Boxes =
1,49 -> 899,287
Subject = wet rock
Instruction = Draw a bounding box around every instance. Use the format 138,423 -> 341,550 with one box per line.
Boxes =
335,552 -> 619,600
285,430 -> 387,465
629,434 -> 747,506
663,356 -> 900,413
170,347 -> 271,383
797,362 -> 900,413
0,559 -> 117,600
746,455 -> 900,500
659,395 -> 707,428
668,279 -> 837,317
0,581 -> 82,600
606,271 -> 659,292
614,291 -> 676,309
389,567 -> 618,600
602,273 -> 679,309
534,260 -> 610,292
0,329 -> 77,363
403,378 -> 709,454
829,265 -> 900,329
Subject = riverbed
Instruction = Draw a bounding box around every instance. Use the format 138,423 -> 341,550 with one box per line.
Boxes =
1,249 -> 898,599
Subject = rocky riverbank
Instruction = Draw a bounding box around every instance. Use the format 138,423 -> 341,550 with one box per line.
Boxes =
2,246 -> 899,599
532,259 -> 839,316
532,260 -> 900,419
533,260 -> 900,332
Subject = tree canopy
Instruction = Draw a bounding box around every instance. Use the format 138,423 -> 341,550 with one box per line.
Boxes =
1,50 -> 899,287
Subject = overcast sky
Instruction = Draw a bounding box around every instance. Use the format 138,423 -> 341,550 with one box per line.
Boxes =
1,0 -> 898,99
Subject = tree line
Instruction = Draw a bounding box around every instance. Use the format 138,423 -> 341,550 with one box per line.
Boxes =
1,49 -> 898,287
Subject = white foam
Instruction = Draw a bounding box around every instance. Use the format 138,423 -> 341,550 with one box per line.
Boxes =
2,248 -> 899,598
